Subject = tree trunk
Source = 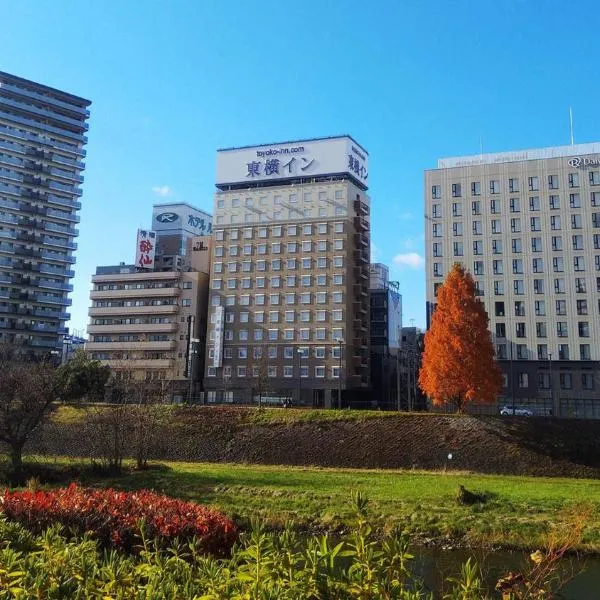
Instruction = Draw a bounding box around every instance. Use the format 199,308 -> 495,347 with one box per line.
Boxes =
10,443 -> 24,485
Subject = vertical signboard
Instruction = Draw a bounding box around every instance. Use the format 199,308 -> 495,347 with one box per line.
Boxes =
388,289 -> 402,350
135,229 -> 156,269
213,305 -> 225,368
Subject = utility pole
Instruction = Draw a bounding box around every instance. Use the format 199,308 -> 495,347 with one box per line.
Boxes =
405,350 -> 411,411
338,339 -> 343,410
509,340 -> 515,414
548,351 -> 554,416
396,350 -> 401,411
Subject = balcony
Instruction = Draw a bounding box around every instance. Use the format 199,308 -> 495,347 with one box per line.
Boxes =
39,264 -> 74,277
86,341 -> 177,352
31,308 -> 70,319
89,304 -> 179,317
35,294 -> 72,306
354,233 -> 369,248
354,267 -> 369,281
89,287 -> 180,300
39,251 -> 76,263
354,199 -> 369,216
354,216 -> 369,231
47,208 -> 80,223
354,300 -> 368,314
87,323 -> 178,335
0,94 -> 89,131
37,280 -> 74,292
12,260 -> 40,272
103,359 -> 175,370
47,195 -> 81,210
0,81 -> 90,118
41,237 -> 77,250
353,249 -> 369,264
354,283 -> 368,297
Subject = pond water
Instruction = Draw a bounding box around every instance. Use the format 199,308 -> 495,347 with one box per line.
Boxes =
412,546 -> 600,598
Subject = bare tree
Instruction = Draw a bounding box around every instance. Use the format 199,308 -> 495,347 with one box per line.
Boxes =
251,353 -> 271,408
0,352 -> 58,482
87,369 -> 172,472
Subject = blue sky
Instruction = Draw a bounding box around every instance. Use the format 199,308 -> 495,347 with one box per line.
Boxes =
2,0 -> 599,333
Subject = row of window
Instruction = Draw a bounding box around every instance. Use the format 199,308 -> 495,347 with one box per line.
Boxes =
494,321 -> 591,339
214,222 -> 345,241
216,190 -> 345,210
90,334 -> 170,343
91,317 -> 174,325
210,291 -> 343,307
511,372 -> 594,390
432,213 -> 600,237
431,172 -> 600,199
432,192 -> 600,217
434,277 -> 600,298
213,256 -> 344,273
93,281 -> 191,291
492,299 -> 600,318
433,234 -> 600,256
210,345 -> 342,360
212,274 -> 344,290
207,365 -> 342,379
433,257 -> 600,277
214,309 -> 344,325
214,207 -> 348,224
209,327 -> 344,342
93,299 -> 188,307
496,343 -> 590,361
214,239 -> 345,257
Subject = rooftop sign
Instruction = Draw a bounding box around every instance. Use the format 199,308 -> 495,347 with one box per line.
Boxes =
437,142 -> 600,169
216,136 -> 368,188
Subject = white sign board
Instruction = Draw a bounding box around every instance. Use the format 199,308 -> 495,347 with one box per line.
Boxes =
135,229 -> 156,269
152,203 -> 213,236
213,306 -> 225,368
216,136 -> 368,188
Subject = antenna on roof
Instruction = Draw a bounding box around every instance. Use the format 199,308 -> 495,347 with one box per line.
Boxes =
569,107 -> 575,147
479,136 -> 484,158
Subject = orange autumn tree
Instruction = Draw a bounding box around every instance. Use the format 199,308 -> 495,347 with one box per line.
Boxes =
419,263 -> 502,412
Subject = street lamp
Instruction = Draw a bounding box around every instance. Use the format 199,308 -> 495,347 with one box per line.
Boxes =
337,339 -> 343,409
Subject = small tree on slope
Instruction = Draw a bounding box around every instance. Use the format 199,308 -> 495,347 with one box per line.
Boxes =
419,263 -> 503,412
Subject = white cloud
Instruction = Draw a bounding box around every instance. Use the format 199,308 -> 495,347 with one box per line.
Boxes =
370,242 -> 380,262
392,252 -> 425,269
152,185 -> 172,197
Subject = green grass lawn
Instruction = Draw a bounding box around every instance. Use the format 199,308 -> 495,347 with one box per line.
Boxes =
24,456 -> 600,553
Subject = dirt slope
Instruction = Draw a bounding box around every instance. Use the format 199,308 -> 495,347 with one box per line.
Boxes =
27,407 -> 600,478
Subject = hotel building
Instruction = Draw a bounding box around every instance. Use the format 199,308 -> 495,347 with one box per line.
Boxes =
0,71 -> 90,357
87,209 -> 212,399
204,136 -> 371,407
425,142 -> 600,417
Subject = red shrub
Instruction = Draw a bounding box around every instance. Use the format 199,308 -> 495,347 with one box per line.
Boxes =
0,484 -> 237,556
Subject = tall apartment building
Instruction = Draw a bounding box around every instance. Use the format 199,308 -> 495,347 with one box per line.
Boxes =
425,142 -> 600,417
0,71 -> 90,357
87,233 -> 212,400
204,136 -> 371,407
369,263 -> 402,409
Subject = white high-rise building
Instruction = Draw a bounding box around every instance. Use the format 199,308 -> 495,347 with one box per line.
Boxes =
425,142 -> 600,417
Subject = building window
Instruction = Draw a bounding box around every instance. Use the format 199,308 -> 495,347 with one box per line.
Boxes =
490,179 -> 500,194
432,185 -> 441,199
560,373 -> 572,389
568,172 -> 579,188
509,178 -> 519,193
518,373 -> 528,388
510,198 -> 520,212
471,182 -> 481,196
452,183 -> 462,197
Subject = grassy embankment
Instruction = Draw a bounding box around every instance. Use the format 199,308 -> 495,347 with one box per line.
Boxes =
18,453 -> 600,554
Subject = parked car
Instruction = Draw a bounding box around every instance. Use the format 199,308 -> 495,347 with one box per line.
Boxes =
500,406 -> 533,417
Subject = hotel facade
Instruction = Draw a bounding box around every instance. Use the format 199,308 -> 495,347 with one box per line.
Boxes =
425,143 -> 600,417
204,136 -> 371,407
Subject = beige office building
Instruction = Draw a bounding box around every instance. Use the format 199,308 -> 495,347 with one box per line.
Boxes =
204,136 -> 370,407
425,142 -> 600,417
87,235 -> 212,399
